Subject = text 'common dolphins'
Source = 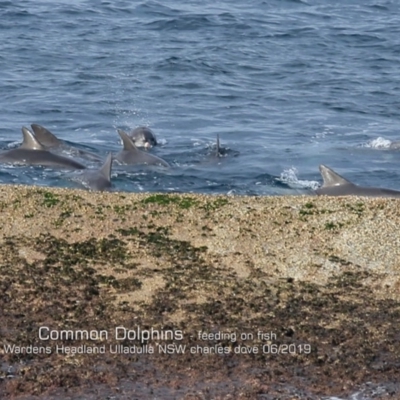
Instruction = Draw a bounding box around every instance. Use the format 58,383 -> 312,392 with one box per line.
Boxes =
115,129 -> 170,168
0,127 -> 86,170
315,164 -> 400,198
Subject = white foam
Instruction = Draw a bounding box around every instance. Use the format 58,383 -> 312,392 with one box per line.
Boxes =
364,137 -> 391,149
6,141 -> 20,149
278,167 -> 320,190
313,126 -> 335,140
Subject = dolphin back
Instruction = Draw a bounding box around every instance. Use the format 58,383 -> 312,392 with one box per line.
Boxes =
118,130 -> 139,152
319,164 -> 352,188
316,164 -> 400,198
20,127 -> 46,150
79,153 -> 113,191
116,129 -> 170,167
31,124 -> 62,148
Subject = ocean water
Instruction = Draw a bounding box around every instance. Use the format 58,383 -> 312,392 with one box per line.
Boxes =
1,0 -> 400,195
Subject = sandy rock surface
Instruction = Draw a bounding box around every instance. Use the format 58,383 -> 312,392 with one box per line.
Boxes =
0,185 -> 399,399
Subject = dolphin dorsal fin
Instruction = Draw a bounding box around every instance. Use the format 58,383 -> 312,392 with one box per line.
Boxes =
117,129 -> 139,152
319,164 -> 352,187
216,134 -> 221,157
21,127 -> 46,150
100,153 -> 113,181
31,124 -> 62,147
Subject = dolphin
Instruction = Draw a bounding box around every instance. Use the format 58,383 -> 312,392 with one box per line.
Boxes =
129,126 -> 157,148
204,135 -> 227,163
31,124 -> 102,162
315,164 -> 400,198
389,141 -> 400,150
115,129 -> 170,168
213,134 -> 227,158
79,153 -> 113,191
0,127 -> 86,170
207,135 -> 238,161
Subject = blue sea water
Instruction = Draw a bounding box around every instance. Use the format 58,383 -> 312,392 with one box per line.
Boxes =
1,0 -> 400,195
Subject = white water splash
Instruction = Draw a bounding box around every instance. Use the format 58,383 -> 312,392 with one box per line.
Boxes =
364,137 -> 391,149
278,167 -> 320,190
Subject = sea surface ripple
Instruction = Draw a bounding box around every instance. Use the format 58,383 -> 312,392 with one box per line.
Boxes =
1,0 -> 400,195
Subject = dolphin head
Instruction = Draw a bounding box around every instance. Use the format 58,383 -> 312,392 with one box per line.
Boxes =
130,126 -> 157,148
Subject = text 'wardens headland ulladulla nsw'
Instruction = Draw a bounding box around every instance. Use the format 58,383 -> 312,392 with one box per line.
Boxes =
38,326 -> 183,342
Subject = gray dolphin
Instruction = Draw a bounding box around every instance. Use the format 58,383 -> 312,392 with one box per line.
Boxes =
389,141 -> 400,150
207,135 -> 238,161
31,124 -> 102,162
79,153 -> 113,191
115,129 -> 170,168
0,127 -> 86,170
204,135 -> 226,163
129,126 -> 157,148
214,134 -> 228,158
315,164 -> 400,198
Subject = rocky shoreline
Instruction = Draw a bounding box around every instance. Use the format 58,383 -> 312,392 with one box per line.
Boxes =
0,185 -> 399,399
